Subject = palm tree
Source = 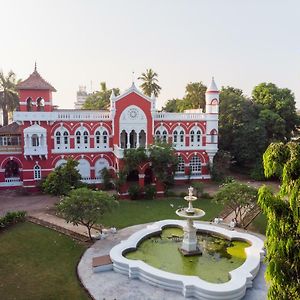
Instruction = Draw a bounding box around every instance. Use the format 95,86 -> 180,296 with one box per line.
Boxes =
0,71 -> 19,126
138,69 -> 161,97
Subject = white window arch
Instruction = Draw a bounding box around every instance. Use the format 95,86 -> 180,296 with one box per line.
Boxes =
94,127 -> 109,149
95,158 -> 109,179
190,155 -> 201,175
34,165 -> 41,180
155,126 -> 168,143
75,127 -> 90,149
31,134 -> 39,147
77,158 -> 90,179
173,126 -> 185,148
210,129 -> 218,144
190,126 -> 202,147
55,159 -> 67,169
54,127 -> 70,150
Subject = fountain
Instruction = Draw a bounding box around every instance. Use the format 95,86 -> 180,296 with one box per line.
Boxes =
109,187 -> 265,299
176,186 -> 205,255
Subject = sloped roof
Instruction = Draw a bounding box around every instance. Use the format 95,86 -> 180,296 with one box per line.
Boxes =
207,77 -> 219,92
17,69 -> 56,92
0,122 -> 21,135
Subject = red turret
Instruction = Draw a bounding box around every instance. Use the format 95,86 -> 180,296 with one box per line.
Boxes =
17,64 -> 56,112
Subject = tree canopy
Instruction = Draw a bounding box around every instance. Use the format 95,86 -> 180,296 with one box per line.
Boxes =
0,71 -> 20,125
82,82 -> 120,110
138,69 -> 161,97
58,187 -> 118,240
258,142 -> 300,299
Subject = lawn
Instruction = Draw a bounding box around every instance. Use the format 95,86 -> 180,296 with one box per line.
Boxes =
100,197 -> 224,229
250,212 -> 268,235
0,222 -> 89,300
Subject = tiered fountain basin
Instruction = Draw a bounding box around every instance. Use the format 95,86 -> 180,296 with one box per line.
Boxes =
110,220 -> 265,300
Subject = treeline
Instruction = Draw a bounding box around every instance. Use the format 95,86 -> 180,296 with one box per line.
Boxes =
163,82 -> 299,177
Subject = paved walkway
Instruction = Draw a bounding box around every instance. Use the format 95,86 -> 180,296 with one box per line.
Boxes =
78,222 -> 268,300
29,212 -> 100,238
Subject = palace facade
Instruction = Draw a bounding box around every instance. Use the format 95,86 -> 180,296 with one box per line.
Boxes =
0,67 -> 219,194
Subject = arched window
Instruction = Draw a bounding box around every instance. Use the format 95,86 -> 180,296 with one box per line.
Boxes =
176,156 -> 185,173
31,134 -> 39,147
76,131 -> 81,146
155,130 -> 161,141
36,97 -> 45,111
103,131 -> 108,146
180,130 -> 184,143
83,131 -> 89,144
210,129 -> 217,143
190,130 -> 195,143
173,130 -> 178,143
34,165 -> 41,180
190,155 -> 201,175
196,130 -> 201,143
162,130 -> 167,142
63,131 -> 69,146
26,97 -> 33,111
95,131 -> 100,146
55,131 -> 61,146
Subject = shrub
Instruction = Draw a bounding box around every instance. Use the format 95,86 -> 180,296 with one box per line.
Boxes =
250,161 -> 266,181
144,185 -> 156,200
0,211 -> 26,229
101,167 -> 113,190
191,182 -> 204,198
164,190 -> 177,197
201,192 -> 212,199
128,184 -> 142,200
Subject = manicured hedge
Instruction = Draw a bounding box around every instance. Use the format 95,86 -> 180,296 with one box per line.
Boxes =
0,211 -> 26,229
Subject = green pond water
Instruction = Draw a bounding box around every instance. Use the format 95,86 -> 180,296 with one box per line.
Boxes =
125,227 -> 250,283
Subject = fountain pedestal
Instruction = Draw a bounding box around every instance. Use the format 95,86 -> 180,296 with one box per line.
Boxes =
176,187 -> 205,256
180,219 -> 201,255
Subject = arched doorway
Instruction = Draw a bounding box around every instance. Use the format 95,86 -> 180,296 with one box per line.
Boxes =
144,168 -> 153,185
95,158 -> 109,179
77,159 -> 91,179
4,160 -> 20,178
126,169 -> 139,182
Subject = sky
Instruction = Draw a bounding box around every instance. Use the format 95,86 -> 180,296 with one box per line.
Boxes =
0,0 -> 300,110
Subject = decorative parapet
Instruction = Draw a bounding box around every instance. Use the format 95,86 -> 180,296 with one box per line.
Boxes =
110,219 -> 265,300
14,110 -> 111,122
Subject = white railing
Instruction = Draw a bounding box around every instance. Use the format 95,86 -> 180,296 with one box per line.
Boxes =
153,112 -> 206,121
81,177 -> 102,184
0,177 -> 23,187
14,110 -> 111,122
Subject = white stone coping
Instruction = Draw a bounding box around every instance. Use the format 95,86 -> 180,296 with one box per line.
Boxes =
109,220 -> 265,300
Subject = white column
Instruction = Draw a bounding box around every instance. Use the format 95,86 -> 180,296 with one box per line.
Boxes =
126,131 -> 130,149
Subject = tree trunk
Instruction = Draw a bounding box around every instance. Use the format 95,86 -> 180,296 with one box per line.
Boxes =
2,106 -> 8,126
87,226 -> 93,241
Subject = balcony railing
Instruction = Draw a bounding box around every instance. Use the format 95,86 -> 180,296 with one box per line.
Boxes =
0,177 -> 23,187
14,110 -> 111,122
24,146 -> 48,156
0,145 -> 22,153
81,177 -> 102,184
153,112 -> 206,121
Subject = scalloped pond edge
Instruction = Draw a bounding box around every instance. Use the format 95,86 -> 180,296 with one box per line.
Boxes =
109,220 -> 265,300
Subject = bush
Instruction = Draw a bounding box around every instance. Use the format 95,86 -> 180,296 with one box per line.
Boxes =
0,211 -> 26,229
101,167 -> 113,190
144,185 -> 156,200
250,161 -> 266,181
201,192 -> 212,199
191,182 -> 204,198
128,184 -> 142,200
42,159 -> 82,195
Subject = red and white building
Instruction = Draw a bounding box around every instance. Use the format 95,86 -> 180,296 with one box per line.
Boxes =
0,67 -> 219,193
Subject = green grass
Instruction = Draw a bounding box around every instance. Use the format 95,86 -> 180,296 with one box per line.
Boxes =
0,222 -> 89,300
251,212 -> 268,234
100,197 -> 223,229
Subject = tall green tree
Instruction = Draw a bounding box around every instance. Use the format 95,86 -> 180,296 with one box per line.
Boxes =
252,83 -> 299,140
138,69 -> 161,97
258,142 -> 300,299
83,82 -> 120,110
0,71 -> 20,126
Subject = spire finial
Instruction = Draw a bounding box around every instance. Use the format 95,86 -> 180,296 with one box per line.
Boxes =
34,61 -> 37,72
132,71 -> 135,85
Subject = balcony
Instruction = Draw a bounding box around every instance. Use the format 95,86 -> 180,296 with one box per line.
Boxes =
81,177 -> 102,184
24,146 -> 48,156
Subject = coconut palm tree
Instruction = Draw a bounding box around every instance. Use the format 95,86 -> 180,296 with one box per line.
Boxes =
138,69 -> 161,97
0,71 -> 19,125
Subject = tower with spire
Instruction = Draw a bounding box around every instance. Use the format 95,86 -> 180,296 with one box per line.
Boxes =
17,64 -> 56,112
